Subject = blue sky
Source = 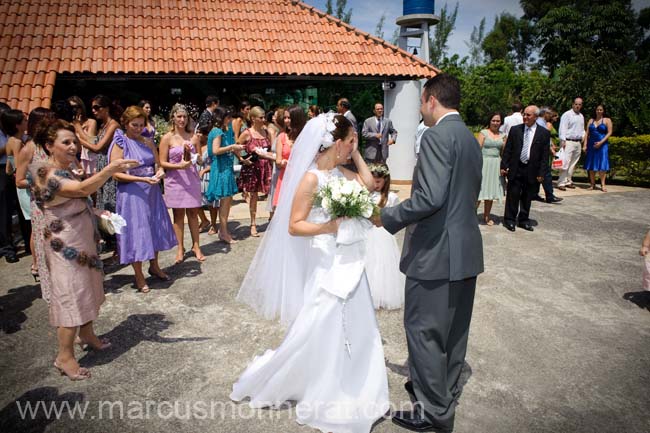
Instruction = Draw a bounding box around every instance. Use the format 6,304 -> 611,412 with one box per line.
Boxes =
302,0 -> 647,63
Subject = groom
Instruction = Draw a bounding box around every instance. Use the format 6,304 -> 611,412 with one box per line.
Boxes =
375,74 -> 484,432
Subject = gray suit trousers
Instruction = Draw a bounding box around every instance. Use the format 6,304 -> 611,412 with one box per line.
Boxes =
405,276 -> 476,430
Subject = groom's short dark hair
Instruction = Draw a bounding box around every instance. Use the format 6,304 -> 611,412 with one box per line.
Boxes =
423,74 -> 461,110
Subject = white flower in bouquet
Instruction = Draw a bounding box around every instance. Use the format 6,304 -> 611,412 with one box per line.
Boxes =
314,177 -> 375,219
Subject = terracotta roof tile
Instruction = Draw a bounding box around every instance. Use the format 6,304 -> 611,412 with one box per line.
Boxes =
1,0 -> 438,111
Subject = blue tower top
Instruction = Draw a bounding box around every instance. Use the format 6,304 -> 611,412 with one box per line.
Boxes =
403,0 -> 435,15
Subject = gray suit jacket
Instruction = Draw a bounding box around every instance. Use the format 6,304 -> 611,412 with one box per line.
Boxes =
381,113 -> 484,281
343,110 -> 357,131
362,116 -> 397,160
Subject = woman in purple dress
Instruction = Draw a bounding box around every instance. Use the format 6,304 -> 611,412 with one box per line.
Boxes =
159,104 -> 205,263
109,106 -> 177,293
138,100 -> 156,144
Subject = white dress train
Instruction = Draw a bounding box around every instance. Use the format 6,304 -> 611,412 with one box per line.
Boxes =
366,192 -> 405,310
231,167 -> 389,433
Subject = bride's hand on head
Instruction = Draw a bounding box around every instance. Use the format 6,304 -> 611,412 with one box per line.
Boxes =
351,132 -> 359,155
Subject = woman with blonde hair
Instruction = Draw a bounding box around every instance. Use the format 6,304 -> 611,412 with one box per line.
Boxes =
236,106 -> 274,237
159,104 -> 205,263
109,106 -> 177,292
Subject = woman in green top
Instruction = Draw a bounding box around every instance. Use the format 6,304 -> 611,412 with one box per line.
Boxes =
476,112 -> 506,226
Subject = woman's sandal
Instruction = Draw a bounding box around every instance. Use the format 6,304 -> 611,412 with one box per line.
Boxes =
137,284 -> 151,293
192,249 -> 206,262
219,236 -> 238,244
54,361 -> 91,381
250,225 -> 260,237
174,249 -> 186,264
75,336 -> 112,351
148,268 -> 170,281
31,266 -> 39,282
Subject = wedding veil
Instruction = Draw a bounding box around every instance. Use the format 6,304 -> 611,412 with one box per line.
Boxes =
236,113 -> 335,325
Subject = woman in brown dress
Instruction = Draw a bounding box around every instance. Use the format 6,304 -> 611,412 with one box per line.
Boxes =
29,120 -> 137,380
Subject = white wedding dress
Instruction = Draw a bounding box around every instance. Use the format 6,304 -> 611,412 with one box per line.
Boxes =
231,167 -> 390,433
366,191 -> 405,310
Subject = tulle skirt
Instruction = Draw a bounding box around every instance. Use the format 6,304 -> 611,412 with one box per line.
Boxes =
231,272 -> 390,433
366,227 -> 405,310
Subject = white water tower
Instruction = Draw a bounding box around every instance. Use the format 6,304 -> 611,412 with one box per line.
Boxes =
385,0 -> 439,182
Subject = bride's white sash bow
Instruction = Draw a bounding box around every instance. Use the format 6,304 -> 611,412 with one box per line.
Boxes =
314,218 -> 373,299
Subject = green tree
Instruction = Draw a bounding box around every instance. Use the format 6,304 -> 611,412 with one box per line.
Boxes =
335,0 -> 352,23
390,27 -> 400,45
325,0 -> 333,15
465,18 -> 486,66
535,1 -> 641,72
375,14 -> 386,39
481,13 -> 536,70
429,2 -> 458,66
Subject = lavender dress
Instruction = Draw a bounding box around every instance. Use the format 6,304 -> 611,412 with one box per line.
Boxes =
164,142 -> 203,208
109,130 -> 177,265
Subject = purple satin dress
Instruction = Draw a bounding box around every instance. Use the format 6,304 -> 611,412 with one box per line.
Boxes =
164,142 -> 203,208
109,130 -> 177,264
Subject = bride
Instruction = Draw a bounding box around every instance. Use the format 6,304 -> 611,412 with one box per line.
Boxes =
231,114 -> 390,433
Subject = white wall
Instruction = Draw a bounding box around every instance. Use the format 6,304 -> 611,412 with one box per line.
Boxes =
384,80 -> 422,182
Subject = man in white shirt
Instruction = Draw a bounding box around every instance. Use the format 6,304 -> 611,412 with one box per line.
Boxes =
557,97 -> 586,190
500,102 -> 523,137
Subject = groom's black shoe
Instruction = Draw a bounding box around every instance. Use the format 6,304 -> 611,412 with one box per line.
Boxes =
392,410 -> 453,433
518,222 -> 534,231
405,380 -> 415,397
504,221 -> 516,232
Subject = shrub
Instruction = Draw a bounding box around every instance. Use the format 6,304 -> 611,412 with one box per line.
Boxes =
608,135 -> 650,186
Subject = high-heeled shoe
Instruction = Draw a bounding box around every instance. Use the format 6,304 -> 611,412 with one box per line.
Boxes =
174,248 -> 186,264
75,336 -> 112,351
31,266 -> 39,282
54,361 -> 91,381
148,267 -> 170,281
192,248 -> 206,262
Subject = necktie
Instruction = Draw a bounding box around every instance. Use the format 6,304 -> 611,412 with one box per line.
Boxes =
520,127 -> 531,163
377,118 -> 382,133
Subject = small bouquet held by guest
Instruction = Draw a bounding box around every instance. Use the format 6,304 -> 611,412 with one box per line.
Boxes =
97,211 -> 127,235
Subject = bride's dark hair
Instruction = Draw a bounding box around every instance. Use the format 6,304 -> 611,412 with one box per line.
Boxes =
317,114 -> 353,153
331,114 -> 352,142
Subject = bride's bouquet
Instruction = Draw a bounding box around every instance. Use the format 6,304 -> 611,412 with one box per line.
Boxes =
314,177 -> 375,219
313,177 -> 376,300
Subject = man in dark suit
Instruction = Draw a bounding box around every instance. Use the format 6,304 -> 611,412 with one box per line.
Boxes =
375,74 -> 484,433
362,102 -> 397,163
196,95 -> 219,132
501,105 -> 550,232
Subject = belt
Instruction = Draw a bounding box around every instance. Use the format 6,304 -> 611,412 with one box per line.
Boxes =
566,137 -> 582,141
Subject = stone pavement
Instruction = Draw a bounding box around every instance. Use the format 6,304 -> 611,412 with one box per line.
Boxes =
1,184 -> 649,433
